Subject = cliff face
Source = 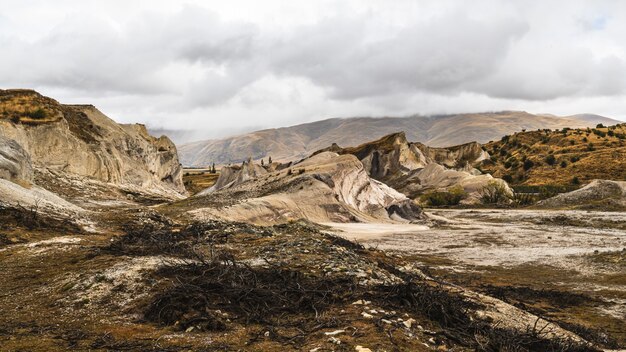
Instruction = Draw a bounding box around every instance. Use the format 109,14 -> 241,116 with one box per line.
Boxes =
0,134 -> 32,183
0,90 -> 185,198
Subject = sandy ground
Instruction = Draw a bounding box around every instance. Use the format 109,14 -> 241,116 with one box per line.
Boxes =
324,209 -> 626,267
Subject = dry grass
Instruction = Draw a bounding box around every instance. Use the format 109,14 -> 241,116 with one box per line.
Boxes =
182,170 -> 219,195
0,89 -> 62,124
482,124 -> 626,186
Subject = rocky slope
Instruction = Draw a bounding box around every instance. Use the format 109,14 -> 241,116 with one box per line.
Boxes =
538,179 -> 626,210
178,111 -> 619,166
317,132 -> 509,203
183,152 -> 424,224
0,89 -> 186,200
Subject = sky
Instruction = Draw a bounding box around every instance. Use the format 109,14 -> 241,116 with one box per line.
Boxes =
1,0 -> 626,141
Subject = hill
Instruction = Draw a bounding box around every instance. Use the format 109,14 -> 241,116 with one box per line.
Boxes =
178,111 -> 619,167
480,123 -> 626,187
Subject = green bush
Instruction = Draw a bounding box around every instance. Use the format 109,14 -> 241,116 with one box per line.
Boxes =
420,186 -> 467,206
26,108 -> 47,119
523,159 -> 534,171
510,191 -> 536,206
479,181 -> 510,204
592,129 -> 606,137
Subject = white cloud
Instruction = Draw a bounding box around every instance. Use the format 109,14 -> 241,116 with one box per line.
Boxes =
0,0 -> 625,139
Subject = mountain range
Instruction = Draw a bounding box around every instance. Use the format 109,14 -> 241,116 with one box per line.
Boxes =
177,111 -> 619,167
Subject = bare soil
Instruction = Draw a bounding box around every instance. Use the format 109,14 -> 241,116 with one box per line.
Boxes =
325,209 -> 626,347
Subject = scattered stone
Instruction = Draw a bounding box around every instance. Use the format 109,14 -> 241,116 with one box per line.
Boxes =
324,330 -> 345,336
355,346 -> 372,352
328,336 -> 341,345
403,318 -> 416,328
361,312 -> 374,319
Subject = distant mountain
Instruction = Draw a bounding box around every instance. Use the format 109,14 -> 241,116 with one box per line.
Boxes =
178,111 -> 620,167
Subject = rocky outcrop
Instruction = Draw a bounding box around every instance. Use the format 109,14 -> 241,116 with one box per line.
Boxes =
199,158 -> 268,195
191,152 -> 424,224
413,140 -> 489,169
0,134 -> 85,218
0,134 -> 32,183
539,179 -> 626,209
0,89 -> 185,199
320,132 -> 510,203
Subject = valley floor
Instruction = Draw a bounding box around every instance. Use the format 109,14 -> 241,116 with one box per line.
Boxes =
1,206 -> 624,351
325,209 -> 626,347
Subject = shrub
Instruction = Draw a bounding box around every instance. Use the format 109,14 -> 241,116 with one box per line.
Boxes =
596,123 -> 604,128
510,191 -> 536,206
26,108 -> 47,119
545,154 -> 556,166
420,186 -> 467,207
502,174 -> 513,183
570,155 -> 579,163
607,130 -> 614,137
559,160 -> 567,168
538,186 -> 560,200
479,181 -> 510,204
572,176 -> 580,185
592,129 -> 606,137
523,159 -> 534,171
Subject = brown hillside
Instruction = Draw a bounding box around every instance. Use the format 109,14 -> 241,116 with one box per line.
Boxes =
481,124 -> 626,186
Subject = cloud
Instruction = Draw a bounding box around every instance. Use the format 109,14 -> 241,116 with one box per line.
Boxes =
1,0 -> 626,135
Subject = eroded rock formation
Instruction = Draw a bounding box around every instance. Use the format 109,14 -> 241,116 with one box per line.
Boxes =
191,152 -> 424,224
0,89 -> 185,199
318,132 -> 510,203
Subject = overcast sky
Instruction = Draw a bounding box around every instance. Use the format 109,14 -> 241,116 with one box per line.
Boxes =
1,0 -> 626,140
